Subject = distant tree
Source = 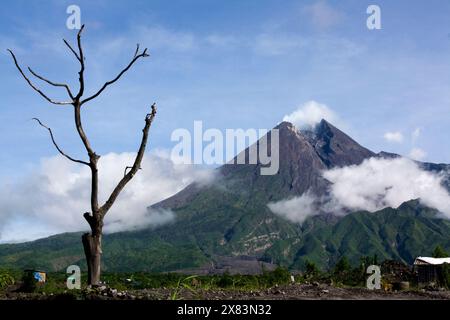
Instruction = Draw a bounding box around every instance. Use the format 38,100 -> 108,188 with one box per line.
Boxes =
373,253 -> 378,265
432,245 -> 449,258
333,256 -> 351,275
8,25 -> 156,285
261,267 -> 291,287
440,264 -> 450,289
304,260 -> 319,277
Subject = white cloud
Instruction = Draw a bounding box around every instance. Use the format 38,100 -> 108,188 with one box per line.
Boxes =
411,127 -> 422,146
267,192 -> 318,224
383,131 -> 404,143
0,151 -> 215,242
302,1 -> 343,30
105,207 -> 176,233
323,157 -> 450,217
412,127 -> 422,143
283,100 -> 340,128
409,147 -> 427,161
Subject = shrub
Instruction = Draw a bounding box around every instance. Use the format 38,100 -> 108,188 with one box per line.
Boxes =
216,272 -> 234,288
304,260 -> 319,278
260,267 -> 291,287
20,271 -> 37,293
333,257 -> 351,275
0,270 -> 15,289
432,245 -> 449,258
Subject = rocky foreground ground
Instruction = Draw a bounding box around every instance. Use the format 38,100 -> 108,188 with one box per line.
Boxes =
2,283 -> 450,300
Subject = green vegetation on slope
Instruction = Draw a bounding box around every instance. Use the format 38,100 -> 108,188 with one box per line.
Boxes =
1,199 -> 449,273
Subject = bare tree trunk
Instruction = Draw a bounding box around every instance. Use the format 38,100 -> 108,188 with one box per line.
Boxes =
82,232 -> 102,285
83,211 -> 103,286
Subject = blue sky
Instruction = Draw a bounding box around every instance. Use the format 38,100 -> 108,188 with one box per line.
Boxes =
0,1 -> 450,241
1,0 -> 450,176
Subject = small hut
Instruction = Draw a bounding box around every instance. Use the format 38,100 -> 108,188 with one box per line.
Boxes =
413,257 -> 450,285
24,269 -> 47,283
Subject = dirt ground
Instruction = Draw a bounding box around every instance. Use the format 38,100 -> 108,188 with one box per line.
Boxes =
2,283 -> 450,300
157,283 -> 450,300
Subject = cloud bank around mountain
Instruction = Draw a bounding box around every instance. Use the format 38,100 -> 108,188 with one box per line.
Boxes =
267,192 -> 317,224
323,157 -> 450,215
268,157 -> 450,224
0,151 -> 215,242
408,147 -> 427,161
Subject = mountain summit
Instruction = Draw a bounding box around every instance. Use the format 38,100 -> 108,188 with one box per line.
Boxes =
302,119 -> 375,167
163,119 -> 375,209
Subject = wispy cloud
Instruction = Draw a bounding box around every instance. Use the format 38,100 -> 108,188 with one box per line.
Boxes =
409,127 -> 426,160
412,127 -> 422,143
204,34 -> 239,48
301,1 -> 344,30
135,26 -> 196,53
384,131 -> 404,143
251,32 -> 363,58
409,147 -> 427,161
282,100 -> 341,129
267,191 -> 318,224
253,33 -> 306,56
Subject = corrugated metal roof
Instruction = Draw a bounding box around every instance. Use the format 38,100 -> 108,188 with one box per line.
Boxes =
414,257 -> 450,265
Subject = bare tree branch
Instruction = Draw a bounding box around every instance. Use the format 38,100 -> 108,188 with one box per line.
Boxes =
124,165 -> 141,177
75,25 -> 86,100
133,43 -> 140,58
124,166 -> 132,177
7,49 -> 73,105
81,45 -> 149,105
74,105 -> 96,157
32,118 -> 89,166
73,103 -> 100,214
101,103 -> 157,215
63,39 -> 81,61
83,212 -> 95,231
28,67 -> 74,100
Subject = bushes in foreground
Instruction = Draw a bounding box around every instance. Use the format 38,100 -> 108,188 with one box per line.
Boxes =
0,270 -> 15,289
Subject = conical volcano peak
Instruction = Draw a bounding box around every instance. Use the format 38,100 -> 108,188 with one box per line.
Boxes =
274,121 -> 310,143
275,121 -> 296,129
297,118 -> 336,135
276,118 -> 338,135
301,119 -> 375,168
271,119 -> 375,168
315,118 -> 333,132
275,121 -> 299,134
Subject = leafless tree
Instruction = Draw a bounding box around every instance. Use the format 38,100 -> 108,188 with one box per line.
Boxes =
8,25 -> 156,285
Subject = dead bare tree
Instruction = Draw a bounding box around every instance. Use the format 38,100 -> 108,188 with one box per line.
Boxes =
8,25 -> 156,285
